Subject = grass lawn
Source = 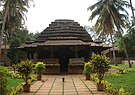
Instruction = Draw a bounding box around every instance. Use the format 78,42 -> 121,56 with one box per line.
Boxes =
105,72 -> 135,95
7,78 -> 23,93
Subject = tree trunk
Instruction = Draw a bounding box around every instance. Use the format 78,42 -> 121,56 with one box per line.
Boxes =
110,33 -> 116,65
0,34 -> 2,65
120,36 -> 132,68
0,2 -> 9,63
4,36 -> 7,66
129,0 -> 135,24
114,20 -> 132,68
116,28 -> 132,68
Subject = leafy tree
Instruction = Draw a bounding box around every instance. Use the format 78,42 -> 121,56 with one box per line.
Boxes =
9,28 -> 36,43
29,33 -> 37,41
32,31 -> 40,40
7,37 -> 20,64
0,0 -> 33,58
15,50 -> 27,63
7,28 -> 35,64
116,31 -> 135,58
88,0 -> 132,67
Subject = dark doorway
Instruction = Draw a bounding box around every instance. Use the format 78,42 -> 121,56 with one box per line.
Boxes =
54,47 -> 74,74
59,56 -> 68,74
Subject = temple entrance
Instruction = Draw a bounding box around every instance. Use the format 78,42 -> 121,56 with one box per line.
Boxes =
54,47 -> 74,74
59,56 -> 68,74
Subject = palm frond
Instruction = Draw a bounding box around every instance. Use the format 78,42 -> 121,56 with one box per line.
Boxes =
88,10 -> 100,21
87,0 -> 102,11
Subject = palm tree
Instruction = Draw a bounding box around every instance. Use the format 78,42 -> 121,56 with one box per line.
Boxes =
91,14 -> 117,65
88,0 -> 132,67
129,0 -> 135,24
0,0 -> 33,60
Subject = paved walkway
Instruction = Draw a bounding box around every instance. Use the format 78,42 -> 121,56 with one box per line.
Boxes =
21,75 -> 108,95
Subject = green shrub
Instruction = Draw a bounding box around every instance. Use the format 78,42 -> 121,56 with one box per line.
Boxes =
17,60 -> 34,84
105,71 -> 121,78
102,80 -> 118,95
110,65 -> 135,74
90,54 -> 110,83
90,74 -> 99,83
10,84 -> 23,95
0,66 -> 9,95
83,62 -> 93,75
11,64 -> 17,73
110,65 -> 124,74
35,62 -> 45,75
8,73 -> 22,79
28,74 -> 37,84
118,88 -> 130,95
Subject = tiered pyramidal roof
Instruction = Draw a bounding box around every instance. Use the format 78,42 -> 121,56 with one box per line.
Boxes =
19,19 -> 110,49
36,19 -> 93,42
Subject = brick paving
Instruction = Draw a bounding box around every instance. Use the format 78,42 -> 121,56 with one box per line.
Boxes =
21,75 -> 108,95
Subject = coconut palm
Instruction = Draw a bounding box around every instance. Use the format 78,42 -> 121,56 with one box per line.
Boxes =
129,0 -> 135,24
92,14 -> 117,65
0,0 -> 33,58
88,0 -> 132,67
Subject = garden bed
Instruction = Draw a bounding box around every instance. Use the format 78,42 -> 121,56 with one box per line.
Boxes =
104,72 -> 135,95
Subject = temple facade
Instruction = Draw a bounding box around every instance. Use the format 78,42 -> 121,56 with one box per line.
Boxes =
19,19 -> 110,74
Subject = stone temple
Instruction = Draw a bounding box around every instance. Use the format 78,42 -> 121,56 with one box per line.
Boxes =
19,19 -> 110,74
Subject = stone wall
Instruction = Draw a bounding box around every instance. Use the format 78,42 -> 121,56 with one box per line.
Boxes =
68,58 -> 84,74
122,60 -> 135,64
35,58 -> 85,74
36,59 -> 60,74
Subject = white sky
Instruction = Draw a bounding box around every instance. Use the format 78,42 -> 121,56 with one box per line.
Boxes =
25,0 -> 135,33
25,0 -> 96,33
